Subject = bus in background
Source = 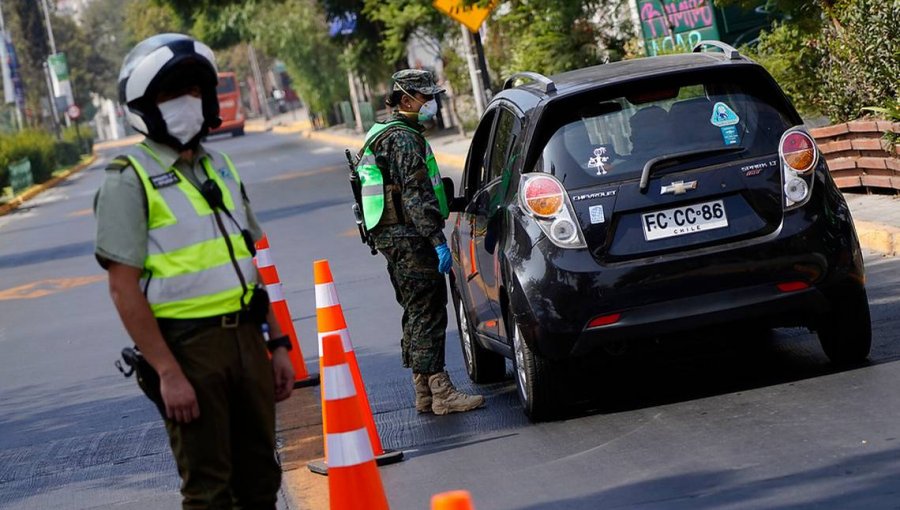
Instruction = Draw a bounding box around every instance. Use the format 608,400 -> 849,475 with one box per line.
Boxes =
210,71 -> 245,137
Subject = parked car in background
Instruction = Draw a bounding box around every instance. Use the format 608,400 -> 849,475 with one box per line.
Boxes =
209,71 -> 245,137
449,42 -> 871,421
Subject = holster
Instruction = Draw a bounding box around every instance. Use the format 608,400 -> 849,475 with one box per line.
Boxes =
119,347 -> 165,416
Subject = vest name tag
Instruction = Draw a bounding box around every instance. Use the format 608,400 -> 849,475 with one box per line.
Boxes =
150,171 -> 181,189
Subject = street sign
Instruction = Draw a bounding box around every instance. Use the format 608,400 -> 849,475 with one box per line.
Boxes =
433,0 -> 497,33
8,158 -> 33,194
67,104 -> 81,120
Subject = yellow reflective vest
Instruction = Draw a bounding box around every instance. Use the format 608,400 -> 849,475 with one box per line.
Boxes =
124,143 -> 256,318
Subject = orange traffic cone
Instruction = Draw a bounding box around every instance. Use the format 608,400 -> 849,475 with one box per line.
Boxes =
321,334 -> 390,510
308,259 -> 403,475
254,234 -> 319,388
432,491 -> 476,510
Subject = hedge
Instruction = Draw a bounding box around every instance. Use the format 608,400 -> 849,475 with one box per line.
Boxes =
1,127 -> 94,192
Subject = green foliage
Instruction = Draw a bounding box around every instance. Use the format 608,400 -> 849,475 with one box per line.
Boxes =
62,125 -> 95,153
246,0 -> 348,119
742,22 -> 823,116
816,0 -> 900,122
363,0 -> 449,64
125,1 -> 188,43
0,130 -> 58,188
486,1 -> 605,81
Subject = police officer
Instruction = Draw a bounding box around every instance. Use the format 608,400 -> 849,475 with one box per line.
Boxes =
358,69 -> 484,415
94,34 -> 293,508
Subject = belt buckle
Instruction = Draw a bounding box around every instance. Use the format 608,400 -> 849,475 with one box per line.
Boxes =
221,313 -> 239,329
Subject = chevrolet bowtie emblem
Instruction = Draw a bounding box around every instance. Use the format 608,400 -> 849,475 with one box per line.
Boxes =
661,180 -> 699,195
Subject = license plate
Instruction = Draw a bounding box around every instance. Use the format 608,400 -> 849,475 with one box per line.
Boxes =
642,200 -> 728,241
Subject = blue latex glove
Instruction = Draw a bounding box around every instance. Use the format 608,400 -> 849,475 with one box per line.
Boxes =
435,243 -> 452,274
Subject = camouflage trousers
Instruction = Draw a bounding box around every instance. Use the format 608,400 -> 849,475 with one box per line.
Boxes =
374,235 -> 448,374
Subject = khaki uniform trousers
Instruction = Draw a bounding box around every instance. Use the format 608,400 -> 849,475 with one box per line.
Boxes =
158,320 -> 280,509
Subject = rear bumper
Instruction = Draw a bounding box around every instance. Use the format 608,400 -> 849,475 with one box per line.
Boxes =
507,180 -> 865,360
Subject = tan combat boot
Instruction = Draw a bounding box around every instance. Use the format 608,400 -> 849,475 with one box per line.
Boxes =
413,373 -> 432,413
428,371 -> 485,415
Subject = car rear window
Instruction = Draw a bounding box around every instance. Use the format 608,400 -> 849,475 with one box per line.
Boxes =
217,76 -> 237,94
532,67 -> 796,190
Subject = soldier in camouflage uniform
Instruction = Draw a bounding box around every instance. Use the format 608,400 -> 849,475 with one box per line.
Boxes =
365,70 -> 484,415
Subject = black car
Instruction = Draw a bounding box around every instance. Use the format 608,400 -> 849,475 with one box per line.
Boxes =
448,42 -> 871,421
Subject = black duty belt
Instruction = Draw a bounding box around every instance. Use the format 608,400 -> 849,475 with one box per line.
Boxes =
157,310 -> 256,330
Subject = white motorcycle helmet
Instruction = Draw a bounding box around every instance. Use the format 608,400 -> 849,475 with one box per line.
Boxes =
118,33 -> 221,150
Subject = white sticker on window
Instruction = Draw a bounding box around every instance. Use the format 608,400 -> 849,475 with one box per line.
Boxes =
587,147 -> 610,176
589,205 -> 605,224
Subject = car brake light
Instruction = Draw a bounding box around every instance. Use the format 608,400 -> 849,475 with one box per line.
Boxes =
522,176 -> 564,217
519,173 -> 586,249
779,128 -> 817,209
781,132 -> 816,174
587,313 -> 621,328
777,281 -> 810,293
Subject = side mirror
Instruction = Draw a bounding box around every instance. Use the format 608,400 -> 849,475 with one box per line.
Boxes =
443,177 -> 467,213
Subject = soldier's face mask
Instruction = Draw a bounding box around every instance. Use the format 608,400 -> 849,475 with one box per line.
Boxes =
417,99 -> 437,122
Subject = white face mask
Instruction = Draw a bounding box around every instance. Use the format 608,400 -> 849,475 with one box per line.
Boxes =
158,95 -> 205,144
417,99 -> 438,123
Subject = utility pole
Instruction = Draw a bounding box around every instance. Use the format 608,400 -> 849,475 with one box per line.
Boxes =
248,44 -> 271,121
471,30 -> 492,101
460,24 -> 485,118
39,0 -> 57,54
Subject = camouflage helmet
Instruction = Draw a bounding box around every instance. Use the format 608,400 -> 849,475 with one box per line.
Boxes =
392,69 -> 445,97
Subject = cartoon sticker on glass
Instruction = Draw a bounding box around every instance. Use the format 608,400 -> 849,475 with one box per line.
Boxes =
587,146 -> 611,176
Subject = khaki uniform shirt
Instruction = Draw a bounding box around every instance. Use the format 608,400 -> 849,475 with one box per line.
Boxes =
94,138 -> 263,269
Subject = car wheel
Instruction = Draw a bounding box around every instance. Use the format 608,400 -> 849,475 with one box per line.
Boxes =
511,320 -> 563,421
817,286 -> 872,366
232,127 -> 245,137
453,295 -> 506,383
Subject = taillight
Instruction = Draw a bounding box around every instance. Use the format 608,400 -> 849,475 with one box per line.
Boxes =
587,313 -> 621,329
779,128 -> 818,209
781,132 -> 816,174
519,173 -> 586,249
522,176 -> 564,217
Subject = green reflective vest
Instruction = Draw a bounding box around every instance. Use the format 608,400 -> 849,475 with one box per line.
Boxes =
357,121 -> 449,231
125,143 -> 256,319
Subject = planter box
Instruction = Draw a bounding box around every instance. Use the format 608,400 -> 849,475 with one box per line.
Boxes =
811,119 -> 899,193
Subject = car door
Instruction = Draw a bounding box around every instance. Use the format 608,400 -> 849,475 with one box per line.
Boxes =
472,105 -> 523,340
457,109 -> 497,336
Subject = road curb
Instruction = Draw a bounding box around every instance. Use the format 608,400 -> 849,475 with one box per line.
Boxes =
855,220 -> 898,257
0,154 -> 99,217
93,135 -> 143,151
300,129 -> 467,169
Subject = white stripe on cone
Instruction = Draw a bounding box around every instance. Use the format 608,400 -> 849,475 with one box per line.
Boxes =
326,428 -> 375,468
323,363 -> 356,401
266,282 -> 285,303
318,329 -> 352,356
255,248 -> 274,268
314,282 -> 341,308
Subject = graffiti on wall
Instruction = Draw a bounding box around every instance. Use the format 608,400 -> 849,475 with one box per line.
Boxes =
638,0 -> 720,56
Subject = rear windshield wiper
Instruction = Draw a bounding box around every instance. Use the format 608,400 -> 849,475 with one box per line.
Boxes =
639,146 -> 746,193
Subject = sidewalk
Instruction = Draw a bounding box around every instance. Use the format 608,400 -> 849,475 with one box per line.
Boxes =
301,123 -> 899,257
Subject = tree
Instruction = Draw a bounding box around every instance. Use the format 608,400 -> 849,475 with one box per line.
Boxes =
6,0 -> 51,127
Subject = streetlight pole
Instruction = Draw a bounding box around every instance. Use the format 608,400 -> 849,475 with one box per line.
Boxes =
248,44 -> 271,121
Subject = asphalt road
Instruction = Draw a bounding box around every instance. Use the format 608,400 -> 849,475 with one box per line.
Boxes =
1,129 -> 899,509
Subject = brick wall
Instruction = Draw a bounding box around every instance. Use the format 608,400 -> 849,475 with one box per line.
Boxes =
810,120 -> 900,192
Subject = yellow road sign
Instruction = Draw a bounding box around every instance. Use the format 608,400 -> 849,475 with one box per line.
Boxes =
433,0 -> 497,33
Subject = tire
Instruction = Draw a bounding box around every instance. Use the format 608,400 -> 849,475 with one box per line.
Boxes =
817,286 -> 872,366
452,294 -> 506,383
232,127 -> 245,137
511,319 -> 564,421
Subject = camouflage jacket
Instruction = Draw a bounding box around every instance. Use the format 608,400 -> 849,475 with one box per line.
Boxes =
370,113 -> 446,247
